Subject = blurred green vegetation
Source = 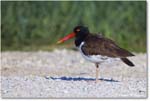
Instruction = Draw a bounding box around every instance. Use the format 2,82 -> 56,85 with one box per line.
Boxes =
1,1 -> 146,52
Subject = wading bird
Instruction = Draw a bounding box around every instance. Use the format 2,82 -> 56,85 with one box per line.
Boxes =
57,26 -> 135,83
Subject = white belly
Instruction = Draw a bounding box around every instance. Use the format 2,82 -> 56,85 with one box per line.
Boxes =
78,42 -> 120,63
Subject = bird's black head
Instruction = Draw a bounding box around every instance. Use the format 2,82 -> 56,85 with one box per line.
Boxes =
73,26 -> 89,47
73,26 -> 89,38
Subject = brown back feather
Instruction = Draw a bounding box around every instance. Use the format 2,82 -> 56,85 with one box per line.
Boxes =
82,34 -> 134,58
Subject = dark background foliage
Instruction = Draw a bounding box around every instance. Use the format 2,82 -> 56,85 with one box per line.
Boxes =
1,1 -> 146,52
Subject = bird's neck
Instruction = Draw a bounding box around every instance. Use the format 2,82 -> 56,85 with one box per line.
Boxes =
75,34 -> 88,47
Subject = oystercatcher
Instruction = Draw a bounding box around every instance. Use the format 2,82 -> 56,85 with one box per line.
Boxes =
57,26 -> 135,82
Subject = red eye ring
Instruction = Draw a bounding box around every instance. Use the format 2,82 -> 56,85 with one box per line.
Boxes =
76,29 -> 80,32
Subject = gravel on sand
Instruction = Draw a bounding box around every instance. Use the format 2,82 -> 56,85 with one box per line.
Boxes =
1,49 -> 147,98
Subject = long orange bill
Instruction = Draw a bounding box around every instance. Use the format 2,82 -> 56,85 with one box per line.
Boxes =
57,32 -> 75,44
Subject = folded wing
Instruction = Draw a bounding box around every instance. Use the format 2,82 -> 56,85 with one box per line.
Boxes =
81,34 -> 134,58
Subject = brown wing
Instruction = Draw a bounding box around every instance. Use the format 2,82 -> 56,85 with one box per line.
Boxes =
82,34 -> 134,58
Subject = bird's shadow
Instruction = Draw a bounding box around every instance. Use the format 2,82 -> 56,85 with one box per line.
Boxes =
45,76 -> 119,82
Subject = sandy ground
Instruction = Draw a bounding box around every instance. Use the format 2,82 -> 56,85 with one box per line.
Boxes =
1,49 -> 147,98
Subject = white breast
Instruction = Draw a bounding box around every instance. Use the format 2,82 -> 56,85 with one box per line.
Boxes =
78,42 -> 119,63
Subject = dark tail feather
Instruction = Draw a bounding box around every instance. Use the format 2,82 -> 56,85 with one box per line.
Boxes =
121,58 -> 134,67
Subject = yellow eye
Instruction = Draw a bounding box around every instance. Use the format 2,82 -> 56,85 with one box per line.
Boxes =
76,29 -> 80,32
